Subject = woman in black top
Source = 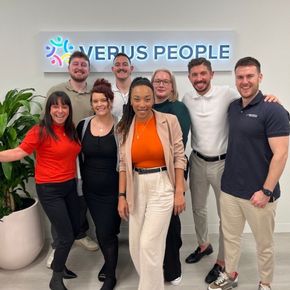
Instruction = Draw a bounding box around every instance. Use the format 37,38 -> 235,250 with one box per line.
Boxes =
77,79 -> 120,290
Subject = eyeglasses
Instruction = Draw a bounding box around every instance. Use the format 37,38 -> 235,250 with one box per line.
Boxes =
153,79 -> 172,86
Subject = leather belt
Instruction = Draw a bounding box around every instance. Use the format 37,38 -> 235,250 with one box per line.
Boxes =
193,150 -> 226,162
134,166 -> 167,175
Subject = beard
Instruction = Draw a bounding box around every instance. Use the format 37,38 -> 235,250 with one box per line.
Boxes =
193,81 -> 210,94
70,73 -> 88,83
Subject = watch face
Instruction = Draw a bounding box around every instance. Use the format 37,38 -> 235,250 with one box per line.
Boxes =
263,189 -> 272,196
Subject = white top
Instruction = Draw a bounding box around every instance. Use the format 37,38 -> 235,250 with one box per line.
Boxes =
112,83 -> 129,120
182,85 -> 238,156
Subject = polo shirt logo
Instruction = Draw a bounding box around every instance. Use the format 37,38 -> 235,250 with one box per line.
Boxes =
246,113 -> 258,118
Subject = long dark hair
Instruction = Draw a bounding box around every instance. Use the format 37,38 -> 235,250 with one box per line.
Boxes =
39,91 -> 78,142
117,77 -> 154,142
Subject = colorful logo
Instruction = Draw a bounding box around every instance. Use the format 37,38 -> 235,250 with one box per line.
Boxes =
45,36 -> 75,67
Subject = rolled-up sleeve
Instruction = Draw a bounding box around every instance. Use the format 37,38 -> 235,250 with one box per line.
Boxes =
170,116 -> 186,170
119,141 -> 127,172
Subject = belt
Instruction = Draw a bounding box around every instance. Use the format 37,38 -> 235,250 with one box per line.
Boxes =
134,166 -> 167,174
193,150 -> 226,162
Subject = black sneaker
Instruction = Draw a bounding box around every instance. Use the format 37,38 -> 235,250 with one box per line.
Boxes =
185,244 -> 213,263
205,263 -> 224,284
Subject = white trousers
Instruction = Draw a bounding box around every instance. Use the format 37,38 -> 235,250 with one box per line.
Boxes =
129,170 -> 174,290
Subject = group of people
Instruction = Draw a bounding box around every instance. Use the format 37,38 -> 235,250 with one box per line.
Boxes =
0,51 -> 289,290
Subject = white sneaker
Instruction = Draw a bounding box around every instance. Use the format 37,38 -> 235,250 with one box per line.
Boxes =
74,236 -> 99,251
170,275 -> 182,286
46,248 -> 55,268
258,283 -> 271,290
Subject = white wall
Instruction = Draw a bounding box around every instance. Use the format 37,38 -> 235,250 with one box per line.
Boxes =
1,0 -> 290,236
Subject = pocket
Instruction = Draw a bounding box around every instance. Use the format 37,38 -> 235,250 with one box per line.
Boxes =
154,172 -> 174,197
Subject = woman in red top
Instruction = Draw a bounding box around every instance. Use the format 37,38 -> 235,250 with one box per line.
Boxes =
0,91 -> 81,290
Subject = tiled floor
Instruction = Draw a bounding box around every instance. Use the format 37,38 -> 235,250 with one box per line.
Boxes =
1,233 -> 290,290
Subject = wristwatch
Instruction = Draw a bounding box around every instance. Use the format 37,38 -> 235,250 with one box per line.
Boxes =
262,188 -> 273,197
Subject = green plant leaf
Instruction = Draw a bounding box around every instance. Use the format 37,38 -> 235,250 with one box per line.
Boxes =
18,100 -> 31,111
0,113 -> 8,137
1,162 -> 12,180
7,127 -> 17,142
0,88 -> 42,218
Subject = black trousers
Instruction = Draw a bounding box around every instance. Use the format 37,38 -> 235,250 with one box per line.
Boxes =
163,156 -> 188,281
85,192 -> 121,279
51,195 -> 89,248
36,179 -> 80,272
163,214 -> 182,281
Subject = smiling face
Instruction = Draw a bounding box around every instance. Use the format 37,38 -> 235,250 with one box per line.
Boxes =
152,71 -> 173,103
235,65 -> 262,101
188,64 -> 214,95
112,55 -> 134,81
91,92 -> 111,116
130,85 -> 154,121
50,98 -> 70,126
68,56 -> 90,82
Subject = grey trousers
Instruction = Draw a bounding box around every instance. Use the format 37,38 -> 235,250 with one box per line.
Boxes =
189,151 -> 225,261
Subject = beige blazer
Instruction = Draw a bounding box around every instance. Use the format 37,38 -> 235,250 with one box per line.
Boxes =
119,110 -> 187,213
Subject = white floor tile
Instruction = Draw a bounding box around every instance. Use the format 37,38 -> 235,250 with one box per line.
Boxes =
0,233 -> 289,289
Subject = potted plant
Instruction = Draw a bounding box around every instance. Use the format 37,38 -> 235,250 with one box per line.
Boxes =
0,88 -> 45,270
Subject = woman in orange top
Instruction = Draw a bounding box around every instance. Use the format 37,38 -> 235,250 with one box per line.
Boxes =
117,77 -> 187,290
0,91 -> 81,290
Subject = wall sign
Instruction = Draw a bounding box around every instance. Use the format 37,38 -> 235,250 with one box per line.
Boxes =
39,31 -> 236,72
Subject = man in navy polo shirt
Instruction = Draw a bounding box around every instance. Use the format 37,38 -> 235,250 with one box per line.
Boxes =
208,57 -> 289,290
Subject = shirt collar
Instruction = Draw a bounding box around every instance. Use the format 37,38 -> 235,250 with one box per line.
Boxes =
191,85 -> 214,99
112,82 -> 129,97
65,80 -> 91,94
238,90 -> 263,108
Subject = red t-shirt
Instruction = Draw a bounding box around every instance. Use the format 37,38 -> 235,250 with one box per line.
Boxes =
19,125 -> 81,184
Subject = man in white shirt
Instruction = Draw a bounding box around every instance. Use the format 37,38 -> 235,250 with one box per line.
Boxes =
183,58 -> 277,285
183,57 -> 239,284
111,53 -> 134,120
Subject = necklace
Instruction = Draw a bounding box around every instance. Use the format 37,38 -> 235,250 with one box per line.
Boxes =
91,116 -> 113,135
135,117 -> 152,140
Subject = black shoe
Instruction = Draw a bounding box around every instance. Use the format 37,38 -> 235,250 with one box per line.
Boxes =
185,244 -> 213,263
205,263 -> 224,284
49,271 -> 68,290
63,266 -> 77,279
100,277 -> 117,290
98,264 -> 106,282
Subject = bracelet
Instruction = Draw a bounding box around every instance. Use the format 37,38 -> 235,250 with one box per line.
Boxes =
118,192 -> 126,197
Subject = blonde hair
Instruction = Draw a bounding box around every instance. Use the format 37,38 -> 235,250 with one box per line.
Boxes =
151,68 -> 179,102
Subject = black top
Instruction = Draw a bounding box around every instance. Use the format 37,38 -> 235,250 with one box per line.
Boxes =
77,120 -> 118,195
221,91 -> 290,200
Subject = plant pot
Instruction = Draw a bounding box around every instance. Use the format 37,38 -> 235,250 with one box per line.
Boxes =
0,198 -> 45,270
